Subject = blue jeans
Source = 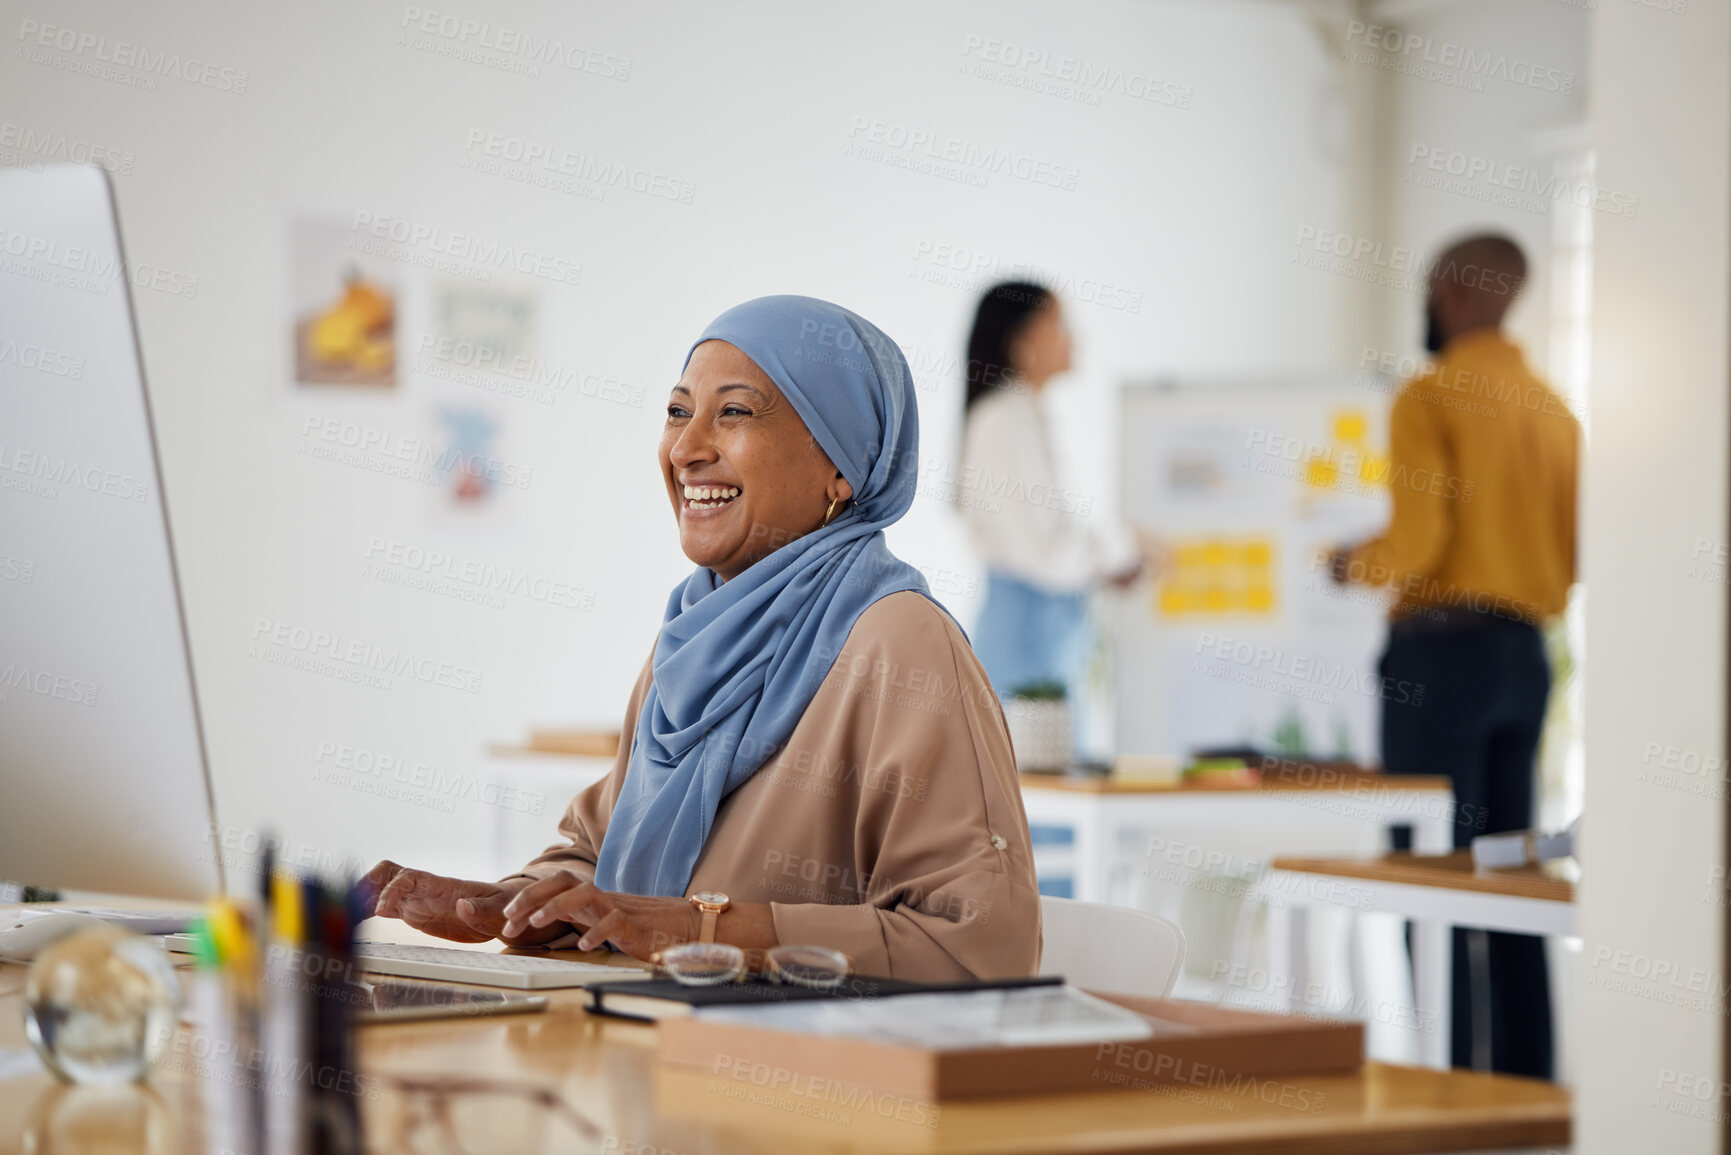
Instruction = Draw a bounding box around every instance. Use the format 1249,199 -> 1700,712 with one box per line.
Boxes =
971,570 -> 1089,704
973,571 -> 1087,897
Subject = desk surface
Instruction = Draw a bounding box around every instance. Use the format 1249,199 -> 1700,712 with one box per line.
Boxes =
1021,770 -> 1452,795
0,945 -> 1568,1154
1271,850 -> 1575,904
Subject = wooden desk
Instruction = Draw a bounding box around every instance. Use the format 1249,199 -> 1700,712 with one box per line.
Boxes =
0,951 -> 1570,1154
1260,852 -> 1578,1077
1271,851 -> 1574,906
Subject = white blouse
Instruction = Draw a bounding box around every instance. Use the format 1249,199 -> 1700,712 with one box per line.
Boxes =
957,382 -> 1139,594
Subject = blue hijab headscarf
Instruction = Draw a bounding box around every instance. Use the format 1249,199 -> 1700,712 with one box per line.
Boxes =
593,295 -> 944,897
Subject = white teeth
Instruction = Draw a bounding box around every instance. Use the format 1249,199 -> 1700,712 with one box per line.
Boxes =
683,485 -> 740,503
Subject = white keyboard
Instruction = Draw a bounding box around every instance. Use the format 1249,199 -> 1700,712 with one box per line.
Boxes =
162,935 -> 649,990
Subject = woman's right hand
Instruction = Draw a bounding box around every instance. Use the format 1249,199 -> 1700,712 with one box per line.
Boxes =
360,860 -> 569,947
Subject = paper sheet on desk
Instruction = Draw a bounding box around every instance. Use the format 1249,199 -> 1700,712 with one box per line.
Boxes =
693,985 -> 1187,1050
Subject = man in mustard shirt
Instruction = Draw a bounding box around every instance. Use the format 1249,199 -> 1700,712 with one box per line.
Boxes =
1331,233 -> 1578,1080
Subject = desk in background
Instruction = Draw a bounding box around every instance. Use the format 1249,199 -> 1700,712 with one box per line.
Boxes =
1260,851 -> 1576,1072
1021,769 -> 1457,1067
0,934 -> 1570,1154
1019,769 -> 1455,905
479,735 -> 616,879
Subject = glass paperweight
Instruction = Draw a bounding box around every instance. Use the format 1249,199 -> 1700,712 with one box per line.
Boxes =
23,926 -> 181,1084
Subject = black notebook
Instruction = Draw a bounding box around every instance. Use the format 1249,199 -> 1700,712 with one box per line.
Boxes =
584,973 -> 1062,1022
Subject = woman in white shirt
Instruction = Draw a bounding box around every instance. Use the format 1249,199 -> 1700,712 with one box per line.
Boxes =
958,282 -> 1149,714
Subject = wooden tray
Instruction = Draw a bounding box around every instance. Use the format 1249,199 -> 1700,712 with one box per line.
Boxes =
658,993 -> 1363,1101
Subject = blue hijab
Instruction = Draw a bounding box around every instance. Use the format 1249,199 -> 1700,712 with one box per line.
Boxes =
593,296 -> 942,897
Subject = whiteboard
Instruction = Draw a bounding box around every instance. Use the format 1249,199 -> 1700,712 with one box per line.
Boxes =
1112,377 -> 1399,763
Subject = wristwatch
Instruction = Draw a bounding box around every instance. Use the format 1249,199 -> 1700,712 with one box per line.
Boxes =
688,891 -> 730,943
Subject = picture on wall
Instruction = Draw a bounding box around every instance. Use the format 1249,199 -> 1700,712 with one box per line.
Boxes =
291,215 -> 397,388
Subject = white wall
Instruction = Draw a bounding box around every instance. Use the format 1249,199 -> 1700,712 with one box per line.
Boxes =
1372,0 -> 1589,363
1580,0 -> 1727,1149
1,0 -> 1358,878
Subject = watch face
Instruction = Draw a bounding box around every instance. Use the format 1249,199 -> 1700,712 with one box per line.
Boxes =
690,891 -> 729,907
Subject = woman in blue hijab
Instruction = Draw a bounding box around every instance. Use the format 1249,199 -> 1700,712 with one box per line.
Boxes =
366,297 -> 1042,981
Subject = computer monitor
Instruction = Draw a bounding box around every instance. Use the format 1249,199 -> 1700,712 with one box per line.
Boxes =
0,164 -> 224,900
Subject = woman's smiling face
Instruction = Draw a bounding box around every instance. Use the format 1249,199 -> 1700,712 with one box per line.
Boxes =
661,340 -> 853,582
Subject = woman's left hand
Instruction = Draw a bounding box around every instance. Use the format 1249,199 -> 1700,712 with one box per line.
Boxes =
500,871 -> 700,960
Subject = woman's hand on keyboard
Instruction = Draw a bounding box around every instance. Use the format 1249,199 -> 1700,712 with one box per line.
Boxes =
500,872 -> 699,960
361,861 -> 568,947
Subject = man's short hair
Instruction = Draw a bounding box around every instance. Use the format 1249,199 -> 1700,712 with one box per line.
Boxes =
1433,233 -> 1528,303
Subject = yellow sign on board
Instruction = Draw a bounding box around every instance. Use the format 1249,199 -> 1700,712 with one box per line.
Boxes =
1157,537 -> 1277,617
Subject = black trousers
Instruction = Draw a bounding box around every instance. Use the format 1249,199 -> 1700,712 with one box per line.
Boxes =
1380,615 -> 1553,1080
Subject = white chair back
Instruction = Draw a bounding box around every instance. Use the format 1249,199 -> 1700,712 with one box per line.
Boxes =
1039,895 -> 1186,998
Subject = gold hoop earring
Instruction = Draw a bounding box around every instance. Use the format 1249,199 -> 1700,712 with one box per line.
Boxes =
820,496 -> 840,529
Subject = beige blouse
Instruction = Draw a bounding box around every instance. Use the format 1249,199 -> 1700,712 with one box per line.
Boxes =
502,590 -> 1042,981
